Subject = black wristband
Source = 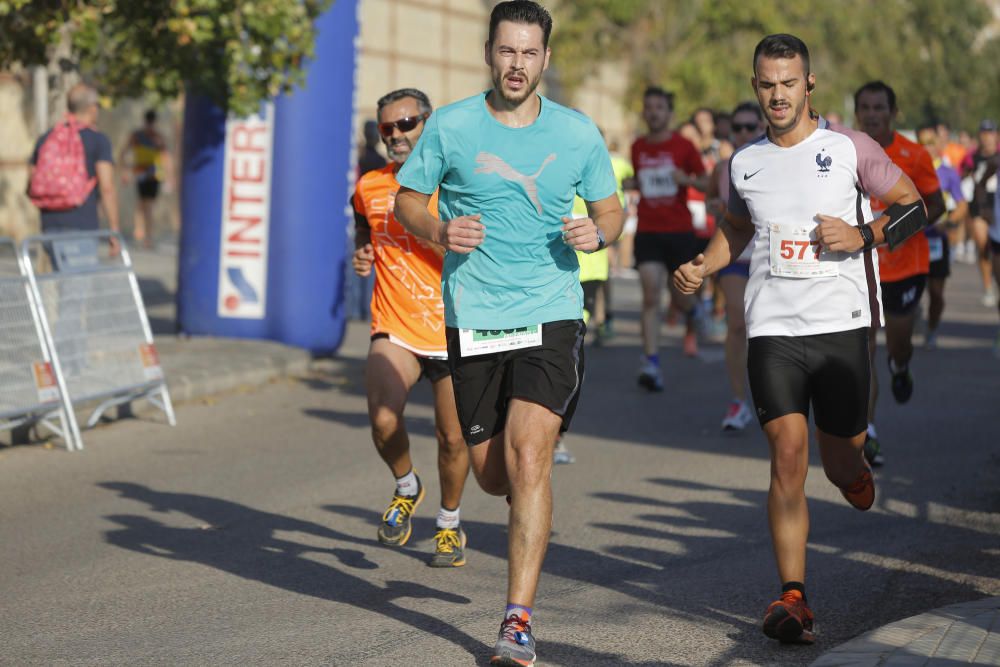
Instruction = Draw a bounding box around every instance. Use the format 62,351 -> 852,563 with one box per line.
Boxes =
858,223 -> 875,250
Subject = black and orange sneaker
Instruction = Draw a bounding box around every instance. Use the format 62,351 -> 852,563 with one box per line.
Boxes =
377,479 -> 424,546
762,590 -> 815,644
491,613 -> 536,666
839,458 -> 875,511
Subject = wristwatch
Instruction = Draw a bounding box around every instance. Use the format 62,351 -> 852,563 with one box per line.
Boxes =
590,228 -> 607,253
858,223 -> 875,250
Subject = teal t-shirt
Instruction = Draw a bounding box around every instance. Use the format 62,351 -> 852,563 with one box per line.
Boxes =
397,92 -> 617,329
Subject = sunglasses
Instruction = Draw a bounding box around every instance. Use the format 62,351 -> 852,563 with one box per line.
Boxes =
732,122 -> 759,132
378,113 -> 429,138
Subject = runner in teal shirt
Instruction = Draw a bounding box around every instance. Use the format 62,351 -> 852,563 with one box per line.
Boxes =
397,91 -> 617,330
392,5 -> 623,663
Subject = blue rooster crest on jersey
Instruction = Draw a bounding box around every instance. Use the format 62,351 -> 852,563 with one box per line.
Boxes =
816,152 -> 833,173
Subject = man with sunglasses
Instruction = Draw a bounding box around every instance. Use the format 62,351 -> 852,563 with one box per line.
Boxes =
394,2 -> 623,664
351,88 -> 470,568
854,81 -> 944,467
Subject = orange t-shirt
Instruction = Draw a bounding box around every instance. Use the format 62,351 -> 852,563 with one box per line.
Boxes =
352,164 -> 445,357
872,132 -> 940,282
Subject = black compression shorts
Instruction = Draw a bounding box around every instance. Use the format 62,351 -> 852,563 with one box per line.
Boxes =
747,327 -> 870,438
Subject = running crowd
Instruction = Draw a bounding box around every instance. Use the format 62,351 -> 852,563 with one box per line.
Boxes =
349,2 -> 1000,664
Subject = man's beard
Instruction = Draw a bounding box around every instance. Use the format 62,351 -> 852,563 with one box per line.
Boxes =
387,138 -> 411,163
493,68 -> 541,106
767,97 -> 804,132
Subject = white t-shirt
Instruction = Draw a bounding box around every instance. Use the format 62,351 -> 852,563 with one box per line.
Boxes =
728,118 -> 902,338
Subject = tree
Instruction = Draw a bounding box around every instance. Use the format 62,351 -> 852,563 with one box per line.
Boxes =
0,0 -> 332,117
550,0 -> 1000,131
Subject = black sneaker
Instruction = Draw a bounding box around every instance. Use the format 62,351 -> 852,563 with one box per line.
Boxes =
889,360 -> 913,403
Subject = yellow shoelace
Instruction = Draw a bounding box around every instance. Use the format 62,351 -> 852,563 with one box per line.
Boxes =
434,528 -> 462,553
382,495 -> 417,523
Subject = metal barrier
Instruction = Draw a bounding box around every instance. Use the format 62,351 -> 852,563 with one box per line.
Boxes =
0,238 -> 81,450
21,231 -> 175,449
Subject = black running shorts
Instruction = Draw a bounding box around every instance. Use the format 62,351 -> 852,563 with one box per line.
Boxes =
881,274 -> 927,316
747,327 -> 870,438
445,319 -> 586,446
634,232 -> 708,272
370,333 -> 450,383
137,178 -> 160,200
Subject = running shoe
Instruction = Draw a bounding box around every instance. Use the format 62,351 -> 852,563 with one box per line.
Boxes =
553,437 -> 576,464
863,434 -> 884,467
839,458 -> 875,511
637,358 -> 664,392
721,400 -> 754,431
982,288 -> 998,308
429,526 -> 466,568
889,359 -> 913,404
377,480 -> 424,546
491,613 -> 536,666
924,330 -> 938,350
762,590 -> 815,644
683,331 -> 699,357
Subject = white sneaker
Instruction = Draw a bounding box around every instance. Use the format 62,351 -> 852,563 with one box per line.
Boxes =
982,289 -> 998,308
924,330 -> 938,350
553,438 -> 576,465
637,358 -> 664,392
721,400 -> 754,431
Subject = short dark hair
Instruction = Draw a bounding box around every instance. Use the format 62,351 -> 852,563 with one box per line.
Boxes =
144,109 -> 157,124
643,86 -> 674,111
915,122 -> 937,136
489,1 -> 553,48
376,88 -> 432,120
854,80 -> 897,112
732,101 -> 763,121
753,33 -> 810,77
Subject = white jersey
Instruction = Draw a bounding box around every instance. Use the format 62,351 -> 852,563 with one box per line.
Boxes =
728,118 -> 902,338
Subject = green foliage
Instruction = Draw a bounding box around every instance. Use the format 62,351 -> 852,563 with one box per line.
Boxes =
0,0 -> 332,116
551,0 -> 1000,131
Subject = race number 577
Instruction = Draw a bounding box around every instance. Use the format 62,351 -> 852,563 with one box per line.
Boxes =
779,239 -> 821,261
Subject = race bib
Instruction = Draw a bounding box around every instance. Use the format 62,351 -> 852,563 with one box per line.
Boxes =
768,223 -> 838,278
638,164 -> 678,199
928,236 -> 945,262
458,325 -> 542,357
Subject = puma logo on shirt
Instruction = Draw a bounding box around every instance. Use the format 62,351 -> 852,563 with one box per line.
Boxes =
475,152 -> 557,215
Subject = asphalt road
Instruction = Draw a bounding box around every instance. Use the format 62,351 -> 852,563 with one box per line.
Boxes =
1,262 -> 998,666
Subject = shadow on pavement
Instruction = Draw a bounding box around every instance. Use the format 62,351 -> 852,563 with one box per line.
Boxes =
98,482 -> 482,660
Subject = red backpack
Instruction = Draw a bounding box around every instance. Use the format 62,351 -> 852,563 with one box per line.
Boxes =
29,114 -> 97,211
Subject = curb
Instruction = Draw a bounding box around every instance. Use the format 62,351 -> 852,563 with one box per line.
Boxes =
810,597 -> 1000,666
156,335 -> 313,404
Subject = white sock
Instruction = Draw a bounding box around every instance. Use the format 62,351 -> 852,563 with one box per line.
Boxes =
436,506 -> 460,529
867,423 -> 878,439
395,469 -> 419,497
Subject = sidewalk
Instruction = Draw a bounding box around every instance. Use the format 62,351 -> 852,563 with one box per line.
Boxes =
129,242 -> 316,405
812,597 -> 1000,665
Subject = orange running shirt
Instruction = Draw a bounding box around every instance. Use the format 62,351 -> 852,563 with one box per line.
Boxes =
353,164 -> 445,357
871,132 -> 940,283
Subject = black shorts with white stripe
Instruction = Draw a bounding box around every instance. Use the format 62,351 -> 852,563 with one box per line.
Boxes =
445,319 -> 586,446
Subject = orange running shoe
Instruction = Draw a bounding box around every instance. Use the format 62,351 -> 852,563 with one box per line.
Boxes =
762,590 -> 815,644
840,458 -> 875,511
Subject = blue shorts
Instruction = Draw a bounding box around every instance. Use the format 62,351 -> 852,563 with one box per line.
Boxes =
718,261 -> 750,279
